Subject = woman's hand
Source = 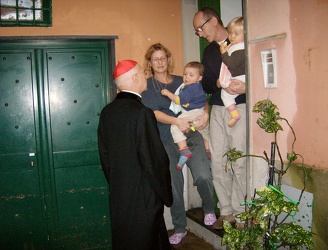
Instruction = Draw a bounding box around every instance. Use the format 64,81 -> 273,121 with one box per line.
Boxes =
175,117 -> 192,133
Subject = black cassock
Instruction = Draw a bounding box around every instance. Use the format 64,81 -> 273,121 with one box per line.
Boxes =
98,92 -> 173,250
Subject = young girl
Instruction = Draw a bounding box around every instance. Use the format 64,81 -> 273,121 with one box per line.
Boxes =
218,16 -> 245,127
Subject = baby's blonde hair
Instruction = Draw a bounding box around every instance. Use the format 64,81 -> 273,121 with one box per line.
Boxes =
184,61 -> 204,76
227,16 -> 244,34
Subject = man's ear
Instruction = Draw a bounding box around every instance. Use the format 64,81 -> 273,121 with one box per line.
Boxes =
211,17 -> 217,26
132,73 -> 138,83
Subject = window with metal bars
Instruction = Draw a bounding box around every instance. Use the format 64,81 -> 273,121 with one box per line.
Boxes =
0,0 -> 51,27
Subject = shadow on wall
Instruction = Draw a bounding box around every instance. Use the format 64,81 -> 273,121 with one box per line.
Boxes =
283,165 -> 328,250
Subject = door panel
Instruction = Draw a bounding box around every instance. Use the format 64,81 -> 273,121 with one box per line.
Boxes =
55,167 -> 110,249
46,48 -> 110,248
0,51 -> 45,248
47,50 -> 103,153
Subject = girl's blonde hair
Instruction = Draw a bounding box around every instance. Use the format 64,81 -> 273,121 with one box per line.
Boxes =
227,16 -> 244,34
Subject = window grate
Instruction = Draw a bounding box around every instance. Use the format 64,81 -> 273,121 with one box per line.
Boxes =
0,0 -> 52,27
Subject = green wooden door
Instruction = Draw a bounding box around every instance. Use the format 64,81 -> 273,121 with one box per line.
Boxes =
0,41 -> 114,249
0,50 -> 46,249
46,47 -> 111,249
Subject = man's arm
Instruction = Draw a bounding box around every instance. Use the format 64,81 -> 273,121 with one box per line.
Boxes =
97,113 -> 110,184
202,42 -> 222,94
137,108 -> 173,207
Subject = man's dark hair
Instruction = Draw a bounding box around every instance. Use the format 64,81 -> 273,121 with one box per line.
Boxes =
200,7 -> 223,26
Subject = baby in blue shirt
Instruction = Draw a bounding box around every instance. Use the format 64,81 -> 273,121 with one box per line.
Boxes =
161,61 -> 210,170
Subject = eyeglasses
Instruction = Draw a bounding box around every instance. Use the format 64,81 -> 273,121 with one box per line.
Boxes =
151,57 -> 167,64
195,18 -> 211,36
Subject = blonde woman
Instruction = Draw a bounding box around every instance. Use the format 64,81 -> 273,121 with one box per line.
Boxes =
142,43 -> 216,245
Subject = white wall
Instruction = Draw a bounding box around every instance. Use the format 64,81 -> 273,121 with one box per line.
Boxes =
178,0 -> 243,218
220,0 -> 243,26
181,0 -> 201,65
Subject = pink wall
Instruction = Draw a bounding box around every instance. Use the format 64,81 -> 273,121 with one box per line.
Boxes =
248,0 -> 328,170
0,0 -> 184,75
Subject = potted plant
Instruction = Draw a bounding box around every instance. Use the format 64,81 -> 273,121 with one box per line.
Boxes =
221,99 -> 313,250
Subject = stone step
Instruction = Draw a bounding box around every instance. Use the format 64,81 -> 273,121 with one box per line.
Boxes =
169,229 -> 218,250
185,208 -> 227,250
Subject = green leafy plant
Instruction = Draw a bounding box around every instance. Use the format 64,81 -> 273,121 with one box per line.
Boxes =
222,99 -> 313,250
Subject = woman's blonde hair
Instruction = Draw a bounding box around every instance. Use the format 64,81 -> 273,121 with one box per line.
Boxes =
144,43 -> 174,75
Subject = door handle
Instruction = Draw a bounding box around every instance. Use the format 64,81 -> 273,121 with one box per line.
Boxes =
29,152 -> 35,167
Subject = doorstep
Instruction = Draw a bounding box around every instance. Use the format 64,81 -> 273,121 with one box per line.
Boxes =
186,208 -> 226,250
168,229 -> 217,250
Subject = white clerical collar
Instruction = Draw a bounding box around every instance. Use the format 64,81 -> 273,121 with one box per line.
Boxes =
121,90 -> 141,98
218,38 -> 228,45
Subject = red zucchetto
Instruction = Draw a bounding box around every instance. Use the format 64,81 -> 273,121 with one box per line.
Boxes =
113,60 -> 138,78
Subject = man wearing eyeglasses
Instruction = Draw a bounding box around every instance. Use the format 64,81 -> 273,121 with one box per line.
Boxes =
193,7 -> 247,230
